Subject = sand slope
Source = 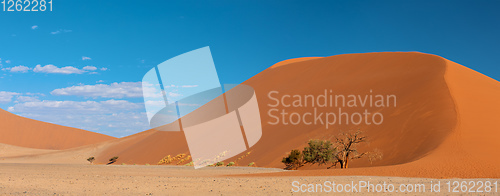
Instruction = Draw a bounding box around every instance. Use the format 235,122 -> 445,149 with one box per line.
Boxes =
0,108 -> 115,150
239,52 -> 457,170
245,53 -> 500,178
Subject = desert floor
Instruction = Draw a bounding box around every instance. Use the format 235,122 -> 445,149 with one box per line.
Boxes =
0,164 -> 498,195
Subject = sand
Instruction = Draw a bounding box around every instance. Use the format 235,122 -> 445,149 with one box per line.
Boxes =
0,163 -> 497,195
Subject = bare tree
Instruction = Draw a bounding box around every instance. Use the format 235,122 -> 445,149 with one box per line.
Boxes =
330,130 -> 369,169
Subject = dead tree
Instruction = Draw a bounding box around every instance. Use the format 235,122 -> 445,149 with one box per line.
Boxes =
332,130 -> 367,169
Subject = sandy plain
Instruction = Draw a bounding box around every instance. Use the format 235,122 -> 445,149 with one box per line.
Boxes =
0,164 -> 498,195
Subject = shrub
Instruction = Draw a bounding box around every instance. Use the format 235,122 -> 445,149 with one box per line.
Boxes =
215,161 -> 224,167
158,154 -> 189,165
158,155 -> 173,164
176,155 -> 191,165
87,157 -> 95,164
145,163 -> 150,166
302,140 -> 335,166
282,149 -> 303,170
226,162 -> 235,167
248,162 -> 255,167
108,156 -> 119,164
184,161 -> 194,166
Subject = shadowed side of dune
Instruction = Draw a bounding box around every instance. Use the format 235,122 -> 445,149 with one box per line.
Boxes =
0,109 -> 115,150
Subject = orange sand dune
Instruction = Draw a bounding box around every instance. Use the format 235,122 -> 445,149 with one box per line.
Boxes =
239,52 -> 457,170
2,52 -> 499,179
242,52 -> 500,178
0,108 -> 115,150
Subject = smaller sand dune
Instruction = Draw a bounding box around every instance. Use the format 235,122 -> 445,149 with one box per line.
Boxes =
0,108 -> 115,150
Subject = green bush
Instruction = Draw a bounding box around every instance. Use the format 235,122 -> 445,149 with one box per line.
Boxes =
215,161 -> 224,167
302,140 -> 335,166
248,162 -> 255,167
282,149 -> 303,170
226,162 -> 235,166
108,156 -> 119,164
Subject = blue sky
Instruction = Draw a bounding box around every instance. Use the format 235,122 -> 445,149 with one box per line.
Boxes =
0,0 -> 499,137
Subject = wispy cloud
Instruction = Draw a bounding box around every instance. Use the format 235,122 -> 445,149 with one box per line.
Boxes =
3,65 -> 31,73
33,64 -> 85,74
82,56 -> 92,61
83,66 -> 97,71
2,64 -> 106,74
0,91 -> 20,103
181,85 -> 198,88
15,95 -> 40,103
8,99 -> 142,114
31,25 -> 38,30
7,99 -> 149,135
51,82 -> 155,98
50,29 -> 72,35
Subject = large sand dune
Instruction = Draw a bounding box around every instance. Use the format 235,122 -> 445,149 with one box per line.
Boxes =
1,52 -> 499,178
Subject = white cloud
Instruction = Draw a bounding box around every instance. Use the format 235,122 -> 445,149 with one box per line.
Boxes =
15,96 -> 40,102
82,56 -> 92,61
0,91 -> 20,103
50,29 -> 72,35
168,92 -> 182,97
8,100 -> 149,136
96,80 -> 105,83
5,60 -> 11,64
31,25 -> 38,30
33,64 -> 85,74
4,65 -> 31,73
181,85 -> 198,88
83,66 -> 97,71
100,67 -> 108,71
51,82 -> 160,98
8,99 -> 142,114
